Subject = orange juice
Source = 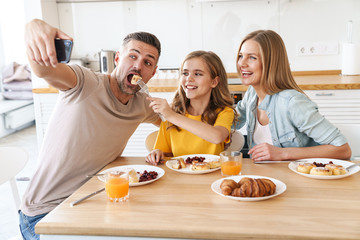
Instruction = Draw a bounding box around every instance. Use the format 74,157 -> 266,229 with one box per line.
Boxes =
105,177 -> 129,201
221,160 -> 242,176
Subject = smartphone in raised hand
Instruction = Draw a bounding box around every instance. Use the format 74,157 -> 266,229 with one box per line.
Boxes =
55,39 -> 73,63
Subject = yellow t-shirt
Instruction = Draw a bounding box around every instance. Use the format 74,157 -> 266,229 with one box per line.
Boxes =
154,107 -> 234,156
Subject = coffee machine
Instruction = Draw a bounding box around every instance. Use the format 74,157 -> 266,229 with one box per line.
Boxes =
99,50 -> 115,74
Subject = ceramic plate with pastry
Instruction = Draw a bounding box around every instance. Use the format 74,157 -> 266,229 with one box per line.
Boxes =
97,165 -> 165,186
165,154 -> 220,174
211,175 -> 286,202
288,158 -> 360,180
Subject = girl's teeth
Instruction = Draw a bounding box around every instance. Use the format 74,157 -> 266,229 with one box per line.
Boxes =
242,72 -> 252,77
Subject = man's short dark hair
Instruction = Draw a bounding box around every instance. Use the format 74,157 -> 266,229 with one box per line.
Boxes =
123,32 -> 161,58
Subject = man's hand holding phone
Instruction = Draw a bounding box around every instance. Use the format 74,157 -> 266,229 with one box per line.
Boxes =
25,19 -> 73,67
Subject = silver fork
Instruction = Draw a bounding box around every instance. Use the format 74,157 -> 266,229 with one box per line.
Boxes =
137,79 -> 166,121
346,163 -> 360,172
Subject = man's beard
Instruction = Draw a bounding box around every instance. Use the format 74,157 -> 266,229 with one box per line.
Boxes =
116,75 -> 137,96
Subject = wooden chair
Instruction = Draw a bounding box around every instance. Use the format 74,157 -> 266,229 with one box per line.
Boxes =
145,131 -> 159,152
226,130 -> 245,152
0,146 -> 28,210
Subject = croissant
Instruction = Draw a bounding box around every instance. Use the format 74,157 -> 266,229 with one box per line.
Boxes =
219,177 -> 276,198
220,179 -> 238,195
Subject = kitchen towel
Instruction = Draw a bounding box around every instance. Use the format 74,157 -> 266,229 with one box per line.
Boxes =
341,43 -> 360,75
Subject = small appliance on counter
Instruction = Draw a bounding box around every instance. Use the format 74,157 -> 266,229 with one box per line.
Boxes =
99,50 -> 115,74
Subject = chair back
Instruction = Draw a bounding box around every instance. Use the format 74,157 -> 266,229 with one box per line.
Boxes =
334,124 -> 360,159
226,130 -> 245,152
145,131 -> 159,152
0,147 -> 28,210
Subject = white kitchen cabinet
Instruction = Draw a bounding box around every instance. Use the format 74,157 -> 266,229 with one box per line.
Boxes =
305,89 -> 360,159
305,89 -> 360,125
33,93 -> 59,150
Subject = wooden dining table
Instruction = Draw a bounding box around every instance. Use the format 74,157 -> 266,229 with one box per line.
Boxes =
36,156 -> 360,240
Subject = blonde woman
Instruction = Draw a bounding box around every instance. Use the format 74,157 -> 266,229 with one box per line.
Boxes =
146,50 -> 238,165
236,30 -> 351,162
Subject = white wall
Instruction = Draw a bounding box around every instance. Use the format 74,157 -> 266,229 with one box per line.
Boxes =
0,0 -> 27,66
54,0 -> 360,73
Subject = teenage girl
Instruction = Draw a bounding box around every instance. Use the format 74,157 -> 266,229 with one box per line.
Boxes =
145,50 -> 238,165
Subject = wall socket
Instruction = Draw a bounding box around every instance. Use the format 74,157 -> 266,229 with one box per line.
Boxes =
296,42 -> 339,56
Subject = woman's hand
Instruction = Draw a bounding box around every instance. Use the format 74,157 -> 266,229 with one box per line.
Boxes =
248,143 -> 286,162
145,149 -> 164,166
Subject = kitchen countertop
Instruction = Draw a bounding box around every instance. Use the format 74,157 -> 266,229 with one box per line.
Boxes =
36,156 -> 360,240
32,70 -> 360,94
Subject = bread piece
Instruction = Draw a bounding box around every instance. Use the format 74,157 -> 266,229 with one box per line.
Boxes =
220,179 -> 238,190
221,185 -> 233,196
255,178 -> 267,197
297,162 -> 316,174
232,177 -> 276,197
131,75 -> 142,85
127,168 -> 139,183
191,161 -> 210,171
209,159 -> 221,169
310,167 -> 332,176
172,160 -> 182,169
261,178 -> 276,195
325,164 -> 347,175
178,158 -> 186,168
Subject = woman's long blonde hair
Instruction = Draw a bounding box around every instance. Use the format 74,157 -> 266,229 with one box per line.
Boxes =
236,30 -> 304,94
170,50 -> 237,130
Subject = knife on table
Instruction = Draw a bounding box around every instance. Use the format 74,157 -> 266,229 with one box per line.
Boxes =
70,188 -> 105,207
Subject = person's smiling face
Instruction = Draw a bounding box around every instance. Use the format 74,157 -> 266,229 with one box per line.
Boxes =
237,39 -> 263,87
180,57 -> 218,102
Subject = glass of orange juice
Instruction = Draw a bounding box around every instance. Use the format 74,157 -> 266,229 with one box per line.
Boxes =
220,151 -> 243,177
105,171 -> 129,202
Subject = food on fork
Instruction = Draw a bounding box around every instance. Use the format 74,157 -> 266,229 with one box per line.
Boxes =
131,75 -> 142,85
191,161 -> 210,171
297,162 -> 316,174
325,164 -> 347,175
309,167 -> 332,176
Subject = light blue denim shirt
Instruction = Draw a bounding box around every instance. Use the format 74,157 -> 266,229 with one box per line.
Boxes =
235,86 -> 347,150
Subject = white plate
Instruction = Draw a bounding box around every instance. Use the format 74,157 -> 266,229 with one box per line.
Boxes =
211,175 -> 286,202
288,158 -> 360,180
165,154 -> 220,175
97,165 -> 165,186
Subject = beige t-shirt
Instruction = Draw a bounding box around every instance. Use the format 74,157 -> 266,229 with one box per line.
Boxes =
21,65 -> 159,216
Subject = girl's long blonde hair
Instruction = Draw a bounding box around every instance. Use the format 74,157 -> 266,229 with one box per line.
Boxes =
170,50 -> 237,130
236,30 -> 304,94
